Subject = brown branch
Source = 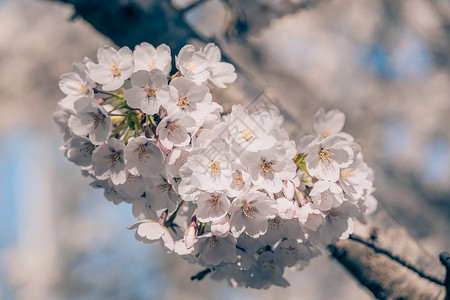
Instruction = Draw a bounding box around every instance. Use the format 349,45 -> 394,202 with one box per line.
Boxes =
329,206 -> 447,300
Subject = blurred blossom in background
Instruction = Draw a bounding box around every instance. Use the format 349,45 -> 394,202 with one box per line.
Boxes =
0,0 -> 449,299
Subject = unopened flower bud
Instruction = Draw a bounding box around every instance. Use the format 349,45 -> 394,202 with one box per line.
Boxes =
282,180 -> 295,200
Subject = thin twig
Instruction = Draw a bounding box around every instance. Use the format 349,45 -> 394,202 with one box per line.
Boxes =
190,268 -> 212,281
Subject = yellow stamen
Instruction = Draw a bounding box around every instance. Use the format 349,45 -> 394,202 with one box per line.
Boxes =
144,85 -> 157,98
261,160 -> 273,173
242,202 -> 256,219
177,95 -> 190,109
209,160 -> 220,176
110,61 -> 121,76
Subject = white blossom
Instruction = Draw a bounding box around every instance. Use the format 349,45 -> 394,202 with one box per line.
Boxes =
68,97 -> 112,145
64,136 -> 96,168
124,69 -> 170,115
175,45 -> 209,83
156,113 -> 196,149
133,42 -> 171,76
194,234 -> 237,266
313,108 -> 346,138
230,190 -> 277,238
306,134 -> 354,182
92,138 -> 127,185
59,62 -> 95,110
241,146 -> 296,193
309,180 -> 344,211
185,139 -> 234,192
87,45 -> 134,91
124,137 -> 164,177
195,192 -> 230,223
201,43 -> 237,88
165,77 -> 212,117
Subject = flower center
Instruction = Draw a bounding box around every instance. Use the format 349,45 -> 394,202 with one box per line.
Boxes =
285,245 -> 298,255
241,126 -> 254,142
89,110 -> 106,127
340,168 -> 354,179
166,121 -> 181,136
177,95 -> 190,109
208,236 -> 222,248
209,160 -> 221,176
261,160 -> 273,173
231,171 -> 244,190
138,144 -> 151,161
241,202 -> 257,219
268,216 -> 282,231
261,258 -> 276,270
328,209 -> 341,220
206,195 -> 221,211
319,148 -> 334,163
103,151 -> 121,167
79,83 -> 89,95
147,60 -> 156,70
157,183 -> 171,195
80,142 -> 95,157
184,60 -> 198,72
144,84 -> 157,97
110,61 -> 121,76
320,129 -> 332,137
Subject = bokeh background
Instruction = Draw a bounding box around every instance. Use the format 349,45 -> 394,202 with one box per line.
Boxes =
0,0 -> 449,299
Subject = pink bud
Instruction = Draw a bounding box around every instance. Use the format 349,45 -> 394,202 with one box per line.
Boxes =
297,190 -> 308,207
157,211 -> 167,226
184,221 -> 198,249
282,181 -> 295,200
96,98 -> 104,105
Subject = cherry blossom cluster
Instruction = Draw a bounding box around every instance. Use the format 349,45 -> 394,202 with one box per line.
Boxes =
54,42 -> 377,289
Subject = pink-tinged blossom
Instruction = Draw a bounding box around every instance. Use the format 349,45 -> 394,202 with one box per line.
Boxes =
276,197 -> 299,219
225,163 -> 251,198
86,45 -> 134,91
274,239 -> 315,268
227,105 -> 276,153
165,147 -> 191,185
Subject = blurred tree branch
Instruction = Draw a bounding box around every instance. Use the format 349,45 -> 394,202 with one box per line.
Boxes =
329,206 -> 448,299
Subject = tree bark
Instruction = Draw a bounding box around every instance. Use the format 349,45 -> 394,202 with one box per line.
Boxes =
329,206 -> 447,300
